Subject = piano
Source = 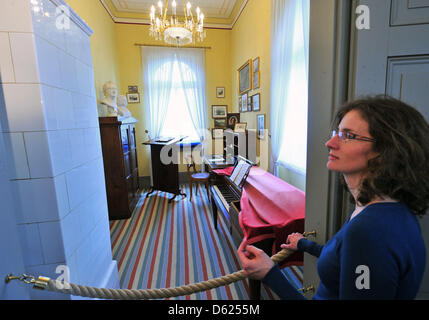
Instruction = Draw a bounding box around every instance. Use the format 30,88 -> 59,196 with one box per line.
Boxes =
209,160 -> 305,300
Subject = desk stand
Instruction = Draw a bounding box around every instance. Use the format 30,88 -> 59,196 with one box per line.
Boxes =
143,137 -> 186,203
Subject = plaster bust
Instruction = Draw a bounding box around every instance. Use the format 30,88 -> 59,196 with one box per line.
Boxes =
98,81 -> 119,117
117,95 -> 132,119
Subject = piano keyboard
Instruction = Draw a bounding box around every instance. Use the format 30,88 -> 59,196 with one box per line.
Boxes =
212,184 -> 240,211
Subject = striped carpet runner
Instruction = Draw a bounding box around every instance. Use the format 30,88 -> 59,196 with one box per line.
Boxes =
109,184 -> 303,300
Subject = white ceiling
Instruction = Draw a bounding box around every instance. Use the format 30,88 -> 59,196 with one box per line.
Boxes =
110,0 -> 239,19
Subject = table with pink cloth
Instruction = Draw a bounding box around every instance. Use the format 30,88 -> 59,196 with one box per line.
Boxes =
238,166 -> 305,268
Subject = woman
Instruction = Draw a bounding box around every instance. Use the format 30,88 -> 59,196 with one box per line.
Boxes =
237,96 -> 428,299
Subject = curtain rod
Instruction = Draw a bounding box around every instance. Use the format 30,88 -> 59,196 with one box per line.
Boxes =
135,43 -> 211,49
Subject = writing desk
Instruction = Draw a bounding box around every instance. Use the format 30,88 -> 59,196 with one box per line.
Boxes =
143,136 -> 186,202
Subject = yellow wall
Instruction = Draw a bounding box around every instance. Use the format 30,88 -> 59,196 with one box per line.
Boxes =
66,0 -> 120,102
67,0 -> 304,190
231,0 -> 271,132
114,24 -> 232,175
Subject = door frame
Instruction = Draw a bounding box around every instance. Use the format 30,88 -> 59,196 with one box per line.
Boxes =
303,0 -> 353,297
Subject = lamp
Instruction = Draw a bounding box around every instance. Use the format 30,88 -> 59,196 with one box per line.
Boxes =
149,0 -> 206,46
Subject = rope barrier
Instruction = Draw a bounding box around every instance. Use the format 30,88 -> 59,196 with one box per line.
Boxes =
5,248 -> 294,300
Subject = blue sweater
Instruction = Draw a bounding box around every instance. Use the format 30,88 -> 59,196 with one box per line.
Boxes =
262,202 -> 426,300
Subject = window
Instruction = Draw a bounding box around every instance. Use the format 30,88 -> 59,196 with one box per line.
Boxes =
275,0 -> 309,174
157,60 -> 200,141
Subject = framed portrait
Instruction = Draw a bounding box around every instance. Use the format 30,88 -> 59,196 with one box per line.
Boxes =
252,57 -> 260,89
252,93 -> 260,112
212,128 -> 224,139
238,59 -> 252,95
128,85 -> 139,93
241,93 -> 248,112
257,114 -> 265,140
216,87 -> 225,98
214,118 -> 227,128
127,93 -> 140,103
227,113 -> 240,130
212,105 -> 227,118
234,122 -> 247,133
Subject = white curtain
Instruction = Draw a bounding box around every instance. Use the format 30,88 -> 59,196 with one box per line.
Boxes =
141,46 -> 175,139
270,0 -> 310,175
175,48 -> 208,143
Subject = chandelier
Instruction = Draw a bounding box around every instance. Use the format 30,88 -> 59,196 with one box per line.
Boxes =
149,0 -> 206,46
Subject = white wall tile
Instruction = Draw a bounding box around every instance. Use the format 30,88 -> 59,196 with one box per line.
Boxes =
24,131 -> 53,178
47,130 -> 73,175
0,0 -> 33,33
1,84 -> 46,132
55,89 -> 75,130
40,85 -> 75,131
38,220 -> 65,264
58,50 -> 78,93
54,173 -> 70,220
69,128 -> 86,168
34,34 -> 61,88
0,32 -> 15,83
12,177 -> 63,224
31,0 -> 66,51
71,92 -> 97,128
75,60 -> 91,96
2,132 -> 30,179
9,33 -> 39,83
65,158 -> 106,211
17,223 -> 44,266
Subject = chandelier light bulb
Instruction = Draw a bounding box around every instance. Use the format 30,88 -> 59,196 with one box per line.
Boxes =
149,0 -> 206,46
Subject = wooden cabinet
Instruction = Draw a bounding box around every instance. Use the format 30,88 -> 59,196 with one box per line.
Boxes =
99,117 -> 140,220
223,130 -> 254,163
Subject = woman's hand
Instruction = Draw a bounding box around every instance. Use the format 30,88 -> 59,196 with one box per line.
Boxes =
237,240 -> 274,280
281,232 -> 304,251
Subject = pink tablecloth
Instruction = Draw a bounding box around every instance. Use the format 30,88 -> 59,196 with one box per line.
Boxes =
212,166 -> 234,176
239,167 -> 305,268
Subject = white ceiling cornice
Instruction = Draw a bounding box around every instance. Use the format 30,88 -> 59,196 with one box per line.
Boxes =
99,0 -> 248,30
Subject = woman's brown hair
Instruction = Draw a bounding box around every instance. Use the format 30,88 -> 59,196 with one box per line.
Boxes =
332,95 -> 429,217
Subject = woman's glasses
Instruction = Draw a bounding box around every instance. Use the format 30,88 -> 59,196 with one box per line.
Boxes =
330,130 -> 376,142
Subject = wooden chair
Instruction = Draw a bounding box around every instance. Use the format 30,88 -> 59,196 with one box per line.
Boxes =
186,159 -> 210,201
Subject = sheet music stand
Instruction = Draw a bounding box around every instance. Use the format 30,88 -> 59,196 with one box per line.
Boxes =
227,156 -> 253,189
143,136 -> 187,202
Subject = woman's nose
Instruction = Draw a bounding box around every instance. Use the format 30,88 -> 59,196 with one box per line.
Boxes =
325,135 -> 339,150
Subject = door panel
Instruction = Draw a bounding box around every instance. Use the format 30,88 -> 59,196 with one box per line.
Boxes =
387,56 -> 429,119
351,0 -> 429,298
386,55 -> 429,297
390,0 -> 429,26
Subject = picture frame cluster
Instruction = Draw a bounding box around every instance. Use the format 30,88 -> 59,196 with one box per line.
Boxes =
211,105 -> 245,139
238,57 -> 260,113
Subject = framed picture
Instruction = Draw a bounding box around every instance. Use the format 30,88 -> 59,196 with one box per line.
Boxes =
241,93 -> 248,112
212,128 -> 224,139
257,114 -> 265,140
214,118 -> 227,128
252,57 -> 260,89
234,122 -> 247,133
127,93 -> 140,103
252,93 -> 260,111
128,85 -> 139,93
248,95 -> 252,111
212,105 -> 227,118
216,87 -> 225,98
238,96 -> 242,112
238,59 -> 252,95
227,113 -> 240,129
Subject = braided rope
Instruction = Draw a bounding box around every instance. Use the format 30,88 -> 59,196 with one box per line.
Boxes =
46,248 -> 294,300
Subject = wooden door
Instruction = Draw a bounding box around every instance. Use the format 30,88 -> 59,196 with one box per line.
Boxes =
350,0 -> 429,299
305,0 -> 429,299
